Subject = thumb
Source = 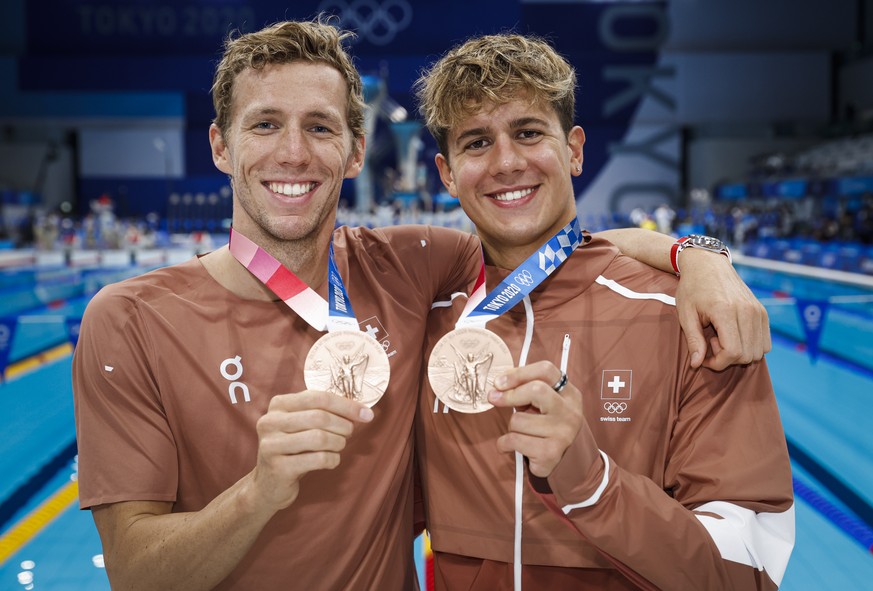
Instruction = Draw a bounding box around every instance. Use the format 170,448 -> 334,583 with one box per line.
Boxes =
702,336 -> 730,371
679,307 -> 708,368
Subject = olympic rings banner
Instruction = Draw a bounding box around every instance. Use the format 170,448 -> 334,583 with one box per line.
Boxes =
24,0 -> 516,55
21,0 -> 666,214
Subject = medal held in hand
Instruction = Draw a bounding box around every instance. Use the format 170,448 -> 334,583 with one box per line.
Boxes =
428,326 -> 513,413
428,217 -> 583,413
304,330 -> 390,408
230,230 -> 390,407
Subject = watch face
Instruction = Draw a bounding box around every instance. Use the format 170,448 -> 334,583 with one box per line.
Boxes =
689,234 -> 724,250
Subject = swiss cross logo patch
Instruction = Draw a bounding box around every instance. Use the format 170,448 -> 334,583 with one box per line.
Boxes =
359,316 -> 387,341
601,370 -> 632,400
358,316 -> 397,360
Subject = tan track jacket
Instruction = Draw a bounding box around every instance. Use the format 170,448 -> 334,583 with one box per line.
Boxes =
73,224 -> 480,590
417,236 -> 794,591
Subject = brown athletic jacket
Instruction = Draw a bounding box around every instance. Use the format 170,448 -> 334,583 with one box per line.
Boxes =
417,236 -> 794,590
73,224 -> 480,590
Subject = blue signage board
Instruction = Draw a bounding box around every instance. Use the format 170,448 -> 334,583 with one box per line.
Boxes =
836,176 -> 873,196
716,183 -> 748,200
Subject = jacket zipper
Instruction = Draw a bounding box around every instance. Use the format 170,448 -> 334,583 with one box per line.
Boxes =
513,299 -> 572,591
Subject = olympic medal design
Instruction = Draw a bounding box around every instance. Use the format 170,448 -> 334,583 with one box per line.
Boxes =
304,330 -> 390,407
427,327 -> 514,413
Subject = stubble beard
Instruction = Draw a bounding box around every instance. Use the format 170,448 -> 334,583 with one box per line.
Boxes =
234,186 -> 334,271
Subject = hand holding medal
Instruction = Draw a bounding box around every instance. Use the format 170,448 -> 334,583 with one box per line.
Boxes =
427,218 -> 583,413
230,230 -> 390,407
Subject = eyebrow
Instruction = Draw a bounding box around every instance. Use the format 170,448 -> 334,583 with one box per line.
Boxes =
510,116 -> 550,129
307,110 -> 344,126
242,106 -> 281,119
454,126 -> 490,146
239,107 -> 344,126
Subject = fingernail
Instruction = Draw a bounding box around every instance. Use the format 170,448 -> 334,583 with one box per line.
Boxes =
690,351 -> 701,366
360,407 -> 374,421
488,390 -> 502,403
495,375 -> 507,388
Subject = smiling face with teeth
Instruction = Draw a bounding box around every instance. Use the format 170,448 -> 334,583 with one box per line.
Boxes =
209,60 -> 364,264
434,97 -> 585,269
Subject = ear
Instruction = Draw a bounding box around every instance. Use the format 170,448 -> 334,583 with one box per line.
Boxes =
344,135 -> 367,179
434,153 -> 458,197
209,124 -> 232,175
568,126 -> 585,176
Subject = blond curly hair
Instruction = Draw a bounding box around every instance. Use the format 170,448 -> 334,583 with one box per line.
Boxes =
415,33 -> 577,157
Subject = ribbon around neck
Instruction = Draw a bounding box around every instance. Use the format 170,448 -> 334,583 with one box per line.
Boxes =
228,228 -> 358,332
456,217 -> 583,328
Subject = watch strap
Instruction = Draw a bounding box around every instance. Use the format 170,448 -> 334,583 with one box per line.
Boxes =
670,235 -> 731,275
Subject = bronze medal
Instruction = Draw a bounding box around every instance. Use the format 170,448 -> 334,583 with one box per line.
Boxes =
304,330 -> 390,407
427,326 -> 514,413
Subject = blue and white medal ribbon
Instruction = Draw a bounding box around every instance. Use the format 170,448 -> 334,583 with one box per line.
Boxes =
326,243 -> 360,332
456,216 -> 583,328
428,217 -> 583,413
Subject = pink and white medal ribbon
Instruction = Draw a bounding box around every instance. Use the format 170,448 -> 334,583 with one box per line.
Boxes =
229,228 -> 389,406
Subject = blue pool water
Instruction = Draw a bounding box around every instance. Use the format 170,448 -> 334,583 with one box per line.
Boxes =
1,261 -> 871,589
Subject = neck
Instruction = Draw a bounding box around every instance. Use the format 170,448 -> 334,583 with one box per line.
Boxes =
257,233 -> 330,287
203,233 -> 331,302
481,242 -> 537,270
482,213 -> 578,269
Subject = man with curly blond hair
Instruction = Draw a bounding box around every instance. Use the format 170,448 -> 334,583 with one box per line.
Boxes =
415,33 -> 793,591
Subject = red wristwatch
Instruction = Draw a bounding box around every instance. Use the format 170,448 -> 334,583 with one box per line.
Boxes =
670,235 -> 732,276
